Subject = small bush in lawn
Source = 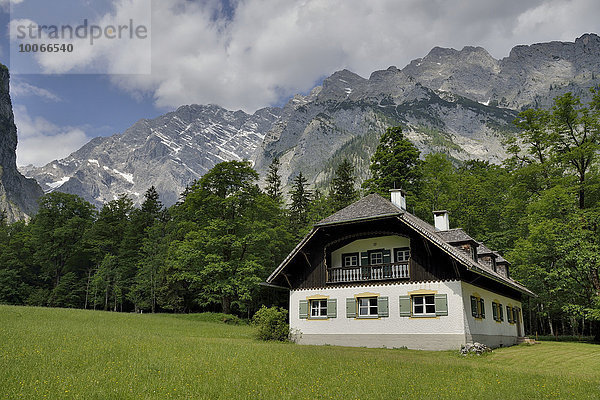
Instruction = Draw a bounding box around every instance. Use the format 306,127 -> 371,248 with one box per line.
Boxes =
252,306 -> 289,341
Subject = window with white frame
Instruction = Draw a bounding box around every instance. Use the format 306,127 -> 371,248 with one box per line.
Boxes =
310,299 -> 328,318
412,294 -> 435,315
369,251 -> 383,265
358,297 -> 378,316
343,253 -> 359,267
395,247 -> 410,262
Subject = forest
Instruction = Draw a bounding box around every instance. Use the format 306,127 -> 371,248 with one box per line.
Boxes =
1,90 -> 599,338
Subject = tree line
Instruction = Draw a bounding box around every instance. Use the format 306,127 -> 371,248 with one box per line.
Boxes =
1,90 -> 599,338
0,156 -> 359,316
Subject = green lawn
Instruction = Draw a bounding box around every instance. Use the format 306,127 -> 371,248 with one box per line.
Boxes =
1,305 -> 599,399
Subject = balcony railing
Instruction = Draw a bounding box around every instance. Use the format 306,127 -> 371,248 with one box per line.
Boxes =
327,262 -> 409,283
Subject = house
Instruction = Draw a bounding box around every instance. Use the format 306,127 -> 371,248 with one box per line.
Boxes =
266,190 -> 534,350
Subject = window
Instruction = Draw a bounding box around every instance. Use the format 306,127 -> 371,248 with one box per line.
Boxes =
299,298 -> 337,319
359,297 -> 378,316
346,296 -> 388,318
506,305 -> 513,323
470,295 -> 485,319
399,294 -> 448,317
342,253 -> 358,267
310,299 -> 328,318
480,298 -> 485,318
492,302 -> 504,322
370,251 -> 383,265
413,295 -> 435,315
395,247 -> 410,262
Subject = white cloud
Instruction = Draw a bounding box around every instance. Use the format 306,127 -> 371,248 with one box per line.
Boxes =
13,105 -> 90,166
108,0 -> 600,113
11,80 -> 61,101
0,0 -> 24,12
9,1 -> 150,74
11,0 -> 600,112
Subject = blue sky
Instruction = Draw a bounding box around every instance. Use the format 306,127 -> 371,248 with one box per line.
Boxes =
1,0 -> 600,166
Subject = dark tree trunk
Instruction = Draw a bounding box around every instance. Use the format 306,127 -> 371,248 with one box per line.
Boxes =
222,296 -> 231,314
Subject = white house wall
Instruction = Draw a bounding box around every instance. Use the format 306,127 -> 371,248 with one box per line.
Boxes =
460,281 -> 522,348
289,280 -> 466,350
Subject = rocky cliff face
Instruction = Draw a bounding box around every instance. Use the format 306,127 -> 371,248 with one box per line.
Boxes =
404,33 -> 600,110
23,104 -> 281,207
254,33 -> 600,187
23,34 -> 600,206
0,65 -> 43,222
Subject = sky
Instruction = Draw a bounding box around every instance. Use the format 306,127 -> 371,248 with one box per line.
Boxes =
1,0 -> 599,167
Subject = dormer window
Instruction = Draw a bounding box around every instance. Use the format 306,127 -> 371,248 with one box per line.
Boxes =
471,245 -> 477,261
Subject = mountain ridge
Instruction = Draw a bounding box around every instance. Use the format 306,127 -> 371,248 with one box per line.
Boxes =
22,34 -> 600,207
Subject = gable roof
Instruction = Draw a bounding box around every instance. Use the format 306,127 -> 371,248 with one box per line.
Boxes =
268,194 -> 534,296
316,194 -> 403,226
477,243 -> 495,256
437,228 -> 477,244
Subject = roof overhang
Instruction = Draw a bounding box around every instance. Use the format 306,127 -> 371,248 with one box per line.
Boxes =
267,212 -> 535,297
266,227 -> 320,285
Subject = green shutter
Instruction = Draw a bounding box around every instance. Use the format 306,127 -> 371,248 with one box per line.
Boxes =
492,302 -> 498,321
360,252 -> 369,266
470,296 -> 478,317
327,299 -> 337,318
378,296 -> 389,317
382,249 -> 391,264
506,306 -> 512,323
299,300 -> 308,319
434,294 -> 448,316
480,298 -> 485,319
399,295 -> 411,317
346,298 -> 356,318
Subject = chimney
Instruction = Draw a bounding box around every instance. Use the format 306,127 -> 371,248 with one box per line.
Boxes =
433,210 -> 450,231
389,189 -> 406,211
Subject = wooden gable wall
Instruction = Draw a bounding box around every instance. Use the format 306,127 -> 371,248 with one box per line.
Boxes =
283,217 -> 462,290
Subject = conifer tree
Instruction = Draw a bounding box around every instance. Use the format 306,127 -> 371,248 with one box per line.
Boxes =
289,172 -> 311,232
362,126 -> 422,198
265,157 -> 283,202
330,158 -> 358,211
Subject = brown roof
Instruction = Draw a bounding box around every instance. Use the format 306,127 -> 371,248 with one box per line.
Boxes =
437,228 -> 477,243
316,193 -> 403,226
268,193 -> 533,296
477,243 -> 495,256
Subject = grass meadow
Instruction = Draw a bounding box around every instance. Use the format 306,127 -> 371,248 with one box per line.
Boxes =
1,305 -> 599,399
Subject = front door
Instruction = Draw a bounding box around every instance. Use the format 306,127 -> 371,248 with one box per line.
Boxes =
516,308 -> 523,337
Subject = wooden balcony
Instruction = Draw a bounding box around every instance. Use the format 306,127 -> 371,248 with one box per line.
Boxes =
327,262 -> 409,283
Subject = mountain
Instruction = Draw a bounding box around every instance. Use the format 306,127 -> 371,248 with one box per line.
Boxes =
403,33 -> 600,110
0,65 -> 44,222
253,67 -> 518,188
23,34 -> 600,207
254,34 -> 600,187
23,104 -> 280,207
